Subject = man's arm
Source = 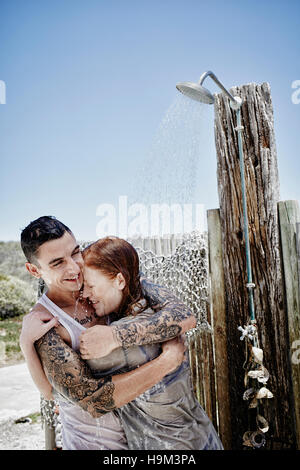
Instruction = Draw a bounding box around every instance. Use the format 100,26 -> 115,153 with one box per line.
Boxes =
20,309 -> 60,400
36,328 -> 184,418
112,277 -> 196,348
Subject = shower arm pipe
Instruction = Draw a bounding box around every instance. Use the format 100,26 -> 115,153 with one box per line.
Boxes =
199,71 -> 237,104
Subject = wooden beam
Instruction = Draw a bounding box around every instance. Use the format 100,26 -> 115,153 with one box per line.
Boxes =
207,208 -> 231,449
45,423 -> 56,450
278,200 -> 300,449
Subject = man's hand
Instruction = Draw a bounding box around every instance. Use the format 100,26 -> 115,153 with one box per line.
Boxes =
79,325 -> 120,360
20,310 -> 59,350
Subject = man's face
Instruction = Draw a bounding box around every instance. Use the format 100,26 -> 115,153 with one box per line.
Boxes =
28,231 -> 84,293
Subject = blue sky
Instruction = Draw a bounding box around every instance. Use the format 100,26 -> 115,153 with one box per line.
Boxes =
0,0 -> 299,241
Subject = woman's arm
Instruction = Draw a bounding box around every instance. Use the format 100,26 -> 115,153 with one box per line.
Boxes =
80,277 -> 196,360
36,328 -> 185,418
114,276 -> 196,347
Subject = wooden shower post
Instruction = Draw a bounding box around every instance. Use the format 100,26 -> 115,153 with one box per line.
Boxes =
278,200 -> 300,448
213,82 -> 296,449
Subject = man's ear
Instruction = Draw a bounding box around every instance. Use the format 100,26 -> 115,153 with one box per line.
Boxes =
25,262 -> 42,279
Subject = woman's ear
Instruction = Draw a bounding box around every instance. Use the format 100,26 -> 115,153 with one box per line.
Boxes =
115,272 -> 126,290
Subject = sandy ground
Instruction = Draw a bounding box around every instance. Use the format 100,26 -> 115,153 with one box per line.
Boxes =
0,415 -> 44,450
0,362 -> 45,450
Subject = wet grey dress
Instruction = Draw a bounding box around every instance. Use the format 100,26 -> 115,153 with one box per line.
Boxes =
87,308 -> 224,450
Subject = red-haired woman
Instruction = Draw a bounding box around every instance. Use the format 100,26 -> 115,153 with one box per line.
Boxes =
79,236 -> 223,450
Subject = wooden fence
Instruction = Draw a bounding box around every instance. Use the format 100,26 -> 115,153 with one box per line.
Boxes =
207,202 -> 300,450
128,207 -> 300,450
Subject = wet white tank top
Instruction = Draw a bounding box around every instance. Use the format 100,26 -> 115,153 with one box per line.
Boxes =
37,293 -> 128,450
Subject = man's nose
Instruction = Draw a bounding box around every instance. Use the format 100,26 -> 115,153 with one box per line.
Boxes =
66,257 -> 81,273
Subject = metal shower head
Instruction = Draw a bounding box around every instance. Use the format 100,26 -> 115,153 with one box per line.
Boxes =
176,70 -> 242,109
176,81 -> 214,104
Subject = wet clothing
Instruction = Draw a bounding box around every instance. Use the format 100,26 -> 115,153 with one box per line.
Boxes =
88,308 -> 224,450
37,293 -> 128,450
38,294 -> 223,450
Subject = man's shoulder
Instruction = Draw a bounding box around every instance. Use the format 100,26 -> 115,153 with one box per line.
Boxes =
29,300 -> 51,316
23,299 -> 55,326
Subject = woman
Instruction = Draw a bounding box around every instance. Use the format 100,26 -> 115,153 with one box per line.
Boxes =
80,236 -> 223,450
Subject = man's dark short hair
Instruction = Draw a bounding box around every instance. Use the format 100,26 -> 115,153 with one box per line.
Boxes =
20,216 -> 73,264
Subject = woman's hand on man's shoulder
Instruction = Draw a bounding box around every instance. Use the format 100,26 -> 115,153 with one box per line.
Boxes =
20,306 -> 59,349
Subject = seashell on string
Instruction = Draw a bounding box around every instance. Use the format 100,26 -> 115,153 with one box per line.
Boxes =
256,414 -> 269,433
243,430 -> 266,448
247,365 -> 270,384
256,386 -> 274,399
243,387 -> 256,401
242,431 -> 253,447
258,367 -> 270,384
250,430 -> 266,448
251,346 -> 263,364
248,397 -> 258,408
248,369 -> 262,380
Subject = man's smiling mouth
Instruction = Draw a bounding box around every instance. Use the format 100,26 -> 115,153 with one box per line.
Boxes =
64,274 -> 81,282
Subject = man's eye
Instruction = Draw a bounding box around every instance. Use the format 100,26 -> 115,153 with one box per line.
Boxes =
53,261 -> 63,267
72,250 -> 80,256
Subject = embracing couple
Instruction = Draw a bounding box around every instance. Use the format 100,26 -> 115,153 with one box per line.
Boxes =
19,216 -> 223,451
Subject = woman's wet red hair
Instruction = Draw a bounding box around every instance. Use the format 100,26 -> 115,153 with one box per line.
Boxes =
82,236 -> 148,317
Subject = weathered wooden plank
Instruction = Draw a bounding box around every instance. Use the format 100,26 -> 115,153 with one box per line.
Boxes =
200,325 -> 217,432
45,423 -> 56,450
278,200 -> 300,449
204,300 -> 218,432
214,82 -> 296,449
207,208 -> 231,450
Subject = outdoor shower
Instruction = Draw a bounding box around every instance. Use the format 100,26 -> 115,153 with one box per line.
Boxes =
176,70 -> 256,329
176,70 -> 274,449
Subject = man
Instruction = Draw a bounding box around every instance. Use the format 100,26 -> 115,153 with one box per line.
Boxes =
20,216 -> 195,428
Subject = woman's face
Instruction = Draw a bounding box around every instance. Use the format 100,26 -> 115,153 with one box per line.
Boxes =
82,265 -> 125,317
